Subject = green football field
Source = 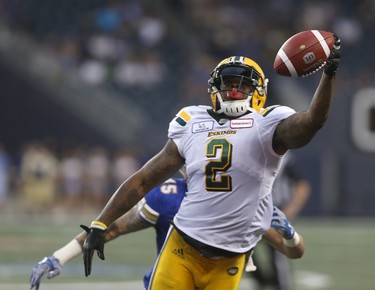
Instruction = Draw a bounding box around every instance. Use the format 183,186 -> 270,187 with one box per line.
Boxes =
0,212 -> 374,290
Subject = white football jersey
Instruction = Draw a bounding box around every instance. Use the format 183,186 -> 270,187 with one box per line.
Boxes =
169,105 -> 295,253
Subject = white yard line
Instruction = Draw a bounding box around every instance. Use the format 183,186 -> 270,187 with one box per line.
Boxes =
1,271 -> 331,290
1,281 -> 143,290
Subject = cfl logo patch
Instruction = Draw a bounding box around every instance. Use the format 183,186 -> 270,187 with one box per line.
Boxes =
303,52 -> 316,64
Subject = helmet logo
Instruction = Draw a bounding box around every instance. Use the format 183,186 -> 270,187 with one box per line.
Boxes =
227,56 -> 246,65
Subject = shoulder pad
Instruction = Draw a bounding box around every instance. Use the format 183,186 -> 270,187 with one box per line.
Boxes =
260,105 -> 281,117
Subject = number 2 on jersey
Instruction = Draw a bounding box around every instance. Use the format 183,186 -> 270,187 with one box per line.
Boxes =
205,138 -> 232,191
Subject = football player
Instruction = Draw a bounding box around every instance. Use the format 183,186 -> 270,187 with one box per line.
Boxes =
251,152 -> 311,290
30,177 -> 304,290
81,36 -> 340,290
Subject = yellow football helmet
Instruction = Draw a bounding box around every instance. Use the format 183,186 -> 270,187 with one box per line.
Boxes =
208,56 -> 268,116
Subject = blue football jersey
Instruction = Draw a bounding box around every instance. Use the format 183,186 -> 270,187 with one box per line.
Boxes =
137,178 -> 187,288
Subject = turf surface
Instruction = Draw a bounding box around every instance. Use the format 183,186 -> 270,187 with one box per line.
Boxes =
1,212 -> 374,290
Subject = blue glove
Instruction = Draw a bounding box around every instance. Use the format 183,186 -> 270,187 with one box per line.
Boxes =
271,206 -> 295,240
30,256 -> 62,290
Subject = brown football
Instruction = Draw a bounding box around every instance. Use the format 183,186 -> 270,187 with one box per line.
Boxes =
274,30 -> 335,77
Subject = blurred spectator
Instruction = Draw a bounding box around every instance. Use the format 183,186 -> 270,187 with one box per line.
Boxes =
332,16 -> 363,45
179,53 -> 215,107
57,37 -> 80,71
137,15 -> 166,47
78,58 -> 108,85
58,145 -> 85,211
86,34 -> 130,62
113,52 -> 166,89
83,146 -> 110,209
298,1 -> 337,30
19,142 -> 58,214
111,146 -> 140,189
0,143 -> 12,208
93,1 -> 123,34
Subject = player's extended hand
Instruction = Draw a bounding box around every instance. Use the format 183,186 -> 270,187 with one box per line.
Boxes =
30,256 -> 62,290
80,224 -> 106,277
271,206 -> 295,240
324,33 -> 341,76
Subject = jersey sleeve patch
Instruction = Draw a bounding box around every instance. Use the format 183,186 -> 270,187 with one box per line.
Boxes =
174,110 -> 191,126
138,198 -> 159,225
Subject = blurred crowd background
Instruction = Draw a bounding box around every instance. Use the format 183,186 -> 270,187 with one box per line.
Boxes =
0,0 -> 374,216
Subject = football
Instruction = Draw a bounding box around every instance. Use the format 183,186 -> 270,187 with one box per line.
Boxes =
273,30 -> 335,77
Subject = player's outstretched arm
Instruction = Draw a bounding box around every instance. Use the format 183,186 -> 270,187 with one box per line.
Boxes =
82,139 -> 184,276
104,204 -> 151,241
263,206 -> 304,259
80,204 -> 154,276
30,205 -> 152,288
273,35 -> 341,155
